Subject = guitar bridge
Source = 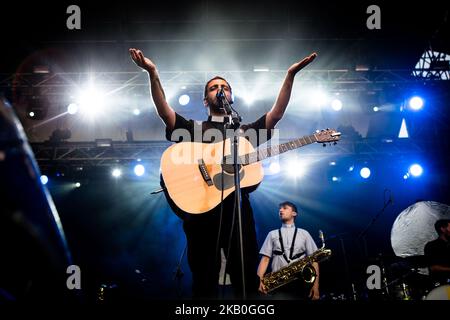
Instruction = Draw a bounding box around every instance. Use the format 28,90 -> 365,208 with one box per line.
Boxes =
198,159 -> 213,186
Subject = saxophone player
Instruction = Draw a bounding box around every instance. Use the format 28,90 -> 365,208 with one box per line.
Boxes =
257,201 -> 320,300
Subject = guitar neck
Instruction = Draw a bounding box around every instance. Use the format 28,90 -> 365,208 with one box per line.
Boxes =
239,134 -> 318,165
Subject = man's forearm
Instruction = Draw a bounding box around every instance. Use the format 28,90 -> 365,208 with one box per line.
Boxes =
312,262 -> 320,288
271,73 -> 295,119
257,257 -> 270,279
147,70 -> 169,113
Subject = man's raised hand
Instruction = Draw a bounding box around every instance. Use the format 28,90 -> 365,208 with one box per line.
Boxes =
287,52 -> 317,76
129,48 -> 156,72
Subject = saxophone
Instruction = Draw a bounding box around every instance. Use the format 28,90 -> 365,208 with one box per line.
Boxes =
262,230 -> 332,293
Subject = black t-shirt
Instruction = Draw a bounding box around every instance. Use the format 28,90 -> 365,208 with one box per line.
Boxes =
165,112 -> 271,146
424,238 -> 450,282
162,112 -> 272,220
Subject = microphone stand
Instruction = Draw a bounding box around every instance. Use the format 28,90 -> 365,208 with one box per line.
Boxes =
357,189 -> 394,258
173,245 -> 187,298
217,90 -> 246,299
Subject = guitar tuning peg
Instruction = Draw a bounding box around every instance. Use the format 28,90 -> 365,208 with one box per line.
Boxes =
333,142 -> 337,145
322,143 -> 326,147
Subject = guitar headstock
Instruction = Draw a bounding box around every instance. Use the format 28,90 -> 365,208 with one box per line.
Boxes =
314,129 -> 341,143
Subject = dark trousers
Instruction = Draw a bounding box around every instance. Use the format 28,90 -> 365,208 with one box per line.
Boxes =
183,193 -> 260,299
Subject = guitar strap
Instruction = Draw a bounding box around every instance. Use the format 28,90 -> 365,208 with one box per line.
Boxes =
277,227 -> 298,264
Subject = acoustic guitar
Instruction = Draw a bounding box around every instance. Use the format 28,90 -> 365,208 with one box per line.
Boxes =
160,129 -> 340,214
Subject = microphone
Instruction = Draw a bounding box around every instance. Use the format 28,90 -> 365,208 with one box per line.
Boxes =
216,88 -> 225,99
216,87 -> 225,102
216,87 -> 232,115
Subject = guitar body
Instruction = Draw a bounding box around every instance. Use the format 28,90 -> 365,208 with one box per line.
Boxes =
160,137 -> 264,214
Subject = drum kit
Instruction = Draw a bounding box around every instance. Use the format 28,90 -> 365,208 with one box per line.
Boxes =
386,201 -> 450,300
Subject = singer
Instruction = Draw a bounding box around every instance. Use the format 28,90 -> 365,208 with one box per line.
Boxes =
129,48 -> 317,299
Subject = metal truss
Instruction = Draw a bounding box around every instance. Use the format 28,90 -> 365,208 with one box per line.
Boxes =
0,69 -> 439,98
31,138 -> 428,171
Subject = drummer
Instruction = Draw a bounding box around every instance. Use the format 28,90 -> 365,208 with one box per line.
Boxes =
424,219 -> 450,284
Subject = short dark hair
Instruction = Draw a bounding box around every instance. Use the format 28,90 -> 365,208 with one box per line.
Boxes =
203,76 -> 232,99
434,219 -> 450,235
279,201 -> 298,214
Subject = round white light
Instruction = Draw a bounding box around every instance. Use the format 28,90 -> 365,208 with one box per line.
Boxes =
360,167 -> 371,179
67,103 -> 78,115
134,164 -> 145,177
269,162 -> 281,174
112,168 -> 122,178
331,99 -> 342,111
29,111 -> 35,117
40,175 -> 48,185
179,94 -> 190,106
75,182 -> 81,188
409,97 -> 423,110
133,109 -> 141,116
311,90 -> 327,106
409,164 -> 423,177
373,106 -> 379,112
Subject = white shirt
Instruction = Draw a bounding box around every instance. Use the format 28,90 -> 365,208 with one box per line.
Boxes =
259,224 -> 318,272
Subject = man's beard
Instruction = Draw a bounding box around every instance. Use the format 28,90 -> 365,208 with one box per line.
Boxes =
207,98 -> 226,114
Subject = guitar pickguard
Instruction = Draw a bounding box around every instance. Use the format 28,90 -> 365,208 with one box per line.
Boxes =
212,164 -> 245,191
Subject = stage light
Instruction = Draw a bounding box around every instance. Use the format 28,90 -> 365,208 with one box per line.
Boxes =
67,103 -> 78,115
179,94 -> 190,106
269,162 -> 281,174
360,167 -> 371,179
29,111 -> 35,117
331,99 -> 342,111
134,164 -> 145,177
329,161 -> 336,166
78,87 -> 105,117
40,175 -> 48,185
373,106 -> 379,112
286,159 -> 307,178
348,165 -> 354,172
133,109 -> 141,116
332,176 -> 339,182
408,96 -> 424,110
403,174 -> 409,180
409,164 -> 423,177
112,168 -> 122,178
75,182 -> 81,188
310,90 -> 327,106
242,93 -> 255,106
253,66 -> 269,72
